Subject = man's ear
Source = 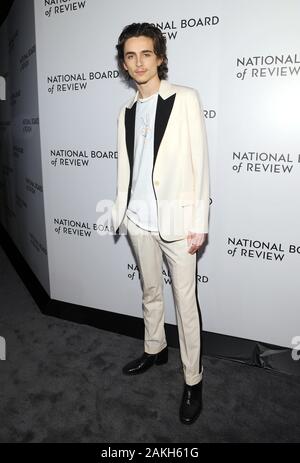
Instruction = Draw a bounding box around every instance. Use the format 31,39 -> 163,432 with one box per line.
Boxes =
122,61 -> 128,71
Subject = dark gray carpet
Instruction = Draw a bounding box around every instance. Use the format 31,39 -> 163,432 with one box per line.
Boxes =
0,244 -> 299,443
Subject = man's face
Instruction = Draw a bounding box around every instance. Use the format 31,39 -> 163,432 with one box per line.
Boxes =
123,35 -> 163,84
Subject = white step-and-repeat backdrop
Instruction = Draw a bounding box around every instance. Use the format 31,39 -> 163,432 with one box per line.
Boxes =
1,0 -> 299,349
0,0 -> 49,292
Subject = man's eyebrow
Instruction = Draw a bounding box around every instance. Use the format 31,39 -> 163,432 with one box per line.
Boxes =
125,49 -> 154,56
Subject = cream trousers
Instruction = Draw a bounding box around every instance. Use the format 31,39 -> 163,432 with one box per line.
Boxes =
124,214 -> 203,386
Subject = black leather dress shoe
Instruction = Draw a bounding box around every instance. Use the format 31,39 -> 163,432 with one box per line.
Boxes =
122,346 -> 168,375
179,381 -> 202,424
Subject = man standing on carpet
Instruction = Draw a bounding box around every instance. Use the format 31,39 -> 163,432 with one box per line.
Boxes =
111,22 -> 210,425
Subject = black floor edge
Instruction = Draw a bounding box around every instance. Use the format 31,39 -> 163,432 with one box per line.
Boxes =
0,222 -> 299,377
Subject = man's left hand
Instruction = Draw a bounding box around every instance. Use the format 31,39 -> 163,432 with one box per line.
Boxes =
187,231 -> 207,254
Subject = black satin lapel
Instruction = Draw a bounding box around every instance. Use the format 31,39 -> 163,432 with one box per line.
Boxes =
125,103 -> 136,206
154,93 -> 176,165
125,103 -> 136,171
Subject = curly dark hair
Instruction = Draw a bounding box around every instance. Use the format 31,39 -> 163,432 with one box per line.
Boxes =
116,22 -> 168,81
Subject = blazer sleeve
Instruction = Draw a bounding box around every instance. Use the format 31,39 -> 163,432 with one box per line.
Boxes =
111,106 -> 126,234
186,89 -> 210,234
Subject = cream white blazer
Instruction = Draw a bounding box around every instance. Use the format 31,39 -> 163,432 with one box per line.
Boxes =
111,79 -> 210,241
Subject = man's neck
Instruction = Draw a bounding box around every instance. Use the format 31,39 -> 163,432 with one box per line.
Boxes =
137,76 -> 161,100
